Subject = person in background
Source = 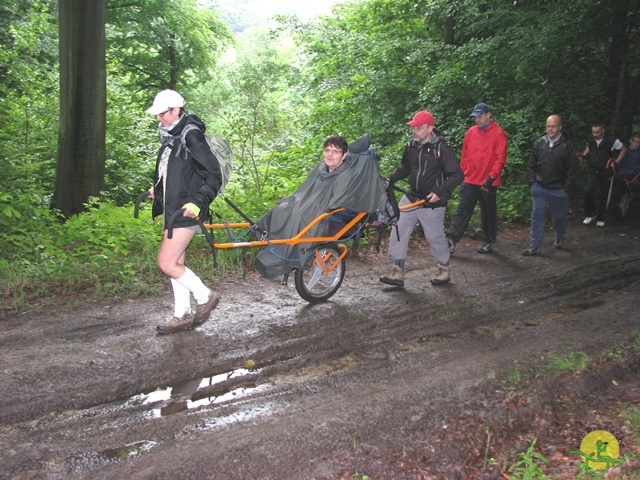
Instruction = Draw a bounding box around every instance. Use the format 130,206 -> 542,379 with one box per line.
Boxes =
380,110 -> 463,288
522,114 -> 576,256
446,103 -> 507,254
615,132 -> 640,180
146,89 -> 222,335
579,122 -> 626,227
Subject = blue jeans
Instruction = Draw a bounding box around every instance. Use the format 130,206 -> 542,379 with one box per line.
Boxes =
529,182 -> 569,248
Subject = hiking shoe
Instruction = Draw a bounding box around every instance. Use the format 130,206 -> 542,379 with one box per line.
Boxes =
583,216 -> 595,225
156,314 -> 194,335
522,246 -> 540,256
596,220 -> 605,227
447,238 -> 455,254
553,239 -> 564,249
193,291 -> 220,326
430,264 -> 450,285
380,265 -> 405,287
477,242 -> 493,254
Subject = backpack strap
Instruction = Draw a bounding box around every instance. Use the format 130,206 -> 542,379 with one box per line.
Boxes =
177,123 -> 200,157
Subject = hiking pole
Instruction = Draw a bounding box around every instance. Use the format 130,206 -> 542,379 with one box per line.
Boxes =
605,158 -> 615,211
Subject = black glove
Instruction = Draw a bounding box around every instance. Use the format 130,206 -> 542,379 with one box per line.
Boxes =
481,176 -> 494,191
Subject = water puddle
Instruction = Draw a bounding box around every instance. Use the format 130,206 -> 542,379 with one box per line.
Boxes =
100,439 -> 157,459
192,402 -> 276,431
52,364 -> 284,473
128,367 -> 271,416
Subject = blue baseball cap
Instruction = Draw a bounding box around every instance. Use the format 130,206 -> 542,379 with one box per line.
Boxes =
470,103 -> 491,117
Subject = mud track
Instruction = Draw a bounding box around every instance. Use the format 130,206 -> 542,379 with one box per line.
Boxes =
1,218 -> 639,479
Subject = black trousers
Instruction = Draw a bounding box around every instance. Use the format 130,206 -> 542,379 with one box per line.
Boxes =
583,170 -> 611,220
446,182 -> 498,244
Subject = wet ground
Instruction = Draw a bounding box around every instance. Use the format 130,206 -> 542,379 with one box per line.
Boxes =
1,217 -> 640,479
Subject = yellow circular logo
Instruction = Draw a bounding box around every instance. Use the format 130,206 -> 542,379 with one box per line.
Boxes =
579,430 -> 620,471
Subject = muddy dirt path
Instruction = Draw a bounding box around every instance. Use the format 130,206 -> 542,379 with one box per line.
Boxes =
2,218 -> 640,479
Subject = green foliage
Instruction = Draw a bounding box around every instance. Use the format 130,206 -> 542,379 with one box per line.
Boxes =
106,0 -> 233,94
0,0 -> 59,197
507,438 -> 549,480
104,81 -> 159,205
0,197 -> 164,313
545,350 -> 590,374
192,27 -> 305,198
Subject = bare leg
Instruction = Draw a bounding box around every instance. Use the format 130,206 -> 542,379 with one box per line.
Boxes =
157,227 -> 196,279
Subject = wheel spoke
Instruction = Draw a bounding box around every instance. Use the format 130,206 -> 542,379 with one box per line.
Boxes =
294,244 -> 346,303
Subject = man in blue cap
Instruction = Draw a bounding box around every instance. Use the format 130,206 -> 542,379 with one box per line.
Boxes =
446,102 -> 507,254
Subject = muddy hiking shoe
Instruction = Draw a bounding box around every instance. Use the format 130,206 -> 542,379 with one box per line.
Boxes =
380,265 -> 405,287
430,263 -> 450,285
193,291 -> 220,326
156,314 -> 194,335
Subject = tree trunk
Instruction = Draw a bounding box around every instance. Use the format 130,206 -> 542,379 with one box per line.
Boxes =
53,0 -> 106,218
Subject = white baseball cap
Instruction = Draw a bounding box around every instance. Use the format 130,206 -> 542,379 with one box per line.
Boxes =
145,89 -> 185,115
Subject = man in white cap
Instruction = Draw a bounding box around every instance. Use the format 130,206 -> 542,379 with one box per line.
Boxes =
380,110 -> 463,287
145,89 -> 222,334
446,102 -> 507,254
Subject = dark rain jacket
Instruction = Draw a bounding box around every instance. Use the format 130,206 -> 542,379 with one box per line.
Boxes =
387,132 -> 463,207
527,134 -> 577,190
152,114 -> 222,228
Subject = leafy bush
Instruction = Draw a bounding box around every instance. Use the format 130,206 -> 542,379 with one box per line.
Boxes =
0,197 -> 164,313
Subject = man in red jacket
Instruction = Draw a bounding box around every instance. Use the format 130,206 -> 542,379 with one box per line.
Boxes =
446,103 -> 507,254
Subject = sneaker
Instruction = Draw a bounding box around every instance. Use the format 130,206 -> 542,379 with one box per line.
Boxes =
380,265 -> 405,287
193,291 -> 220,326
447,238 -> 455,254
596,220 -> 605,227
156,314 -> 194,335
430,263 -> 450,285
583,216 -> 595,225
553,239 -> 564,249
476,242 -> 493,254
522,246 -> 540,256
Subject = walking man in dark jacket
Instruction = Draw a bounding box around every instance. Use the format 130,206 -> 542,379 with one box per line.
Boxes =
580,122 -> 626,227
523,115 -> 576,256
380,110 -> 463,287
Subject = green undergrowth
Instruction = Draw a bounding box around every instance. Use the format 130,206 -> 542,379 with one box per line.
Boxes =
0,197 -> 256,315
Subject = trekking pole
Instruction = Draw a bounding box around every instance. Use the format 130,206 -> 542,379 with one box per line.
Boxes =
605,158 -> 615,211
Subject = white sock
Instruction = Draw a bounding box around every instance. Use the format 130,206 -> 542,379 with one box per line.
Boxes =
175,267 -> 211,304
171,278 -> 192,317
